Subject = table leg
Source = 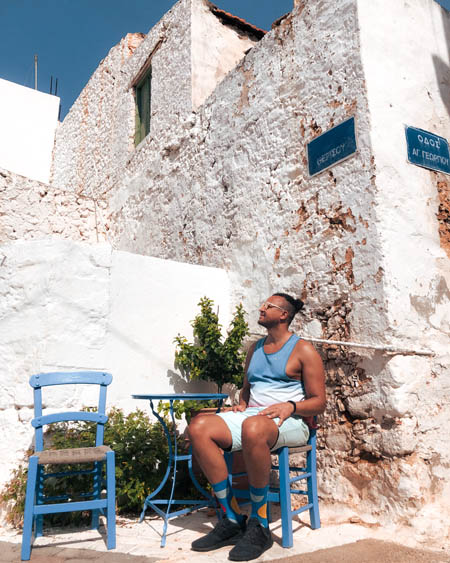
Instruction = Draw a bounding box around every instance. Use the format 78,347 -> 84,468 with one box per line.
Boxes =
139,399 -> 220,547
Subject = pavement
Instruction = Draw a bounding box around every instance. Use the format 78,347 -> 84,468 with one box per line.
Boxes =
1,508 -> 449,563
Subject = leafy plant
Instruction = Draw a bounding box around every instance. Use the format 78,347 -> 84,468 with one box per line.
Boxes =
0,407 -> 205,529
174,297 -> 249,394
157,398 -> 221,425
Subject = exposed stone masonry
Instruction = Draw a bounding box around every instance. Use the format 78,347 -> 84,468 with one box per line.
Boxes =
2,0 -> 449,541
0,168 -> 101,244
435,172 -> 450,258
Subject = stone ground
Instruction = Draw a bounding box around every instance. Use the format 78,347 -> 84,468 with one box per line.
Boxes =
1,509 -> 449,563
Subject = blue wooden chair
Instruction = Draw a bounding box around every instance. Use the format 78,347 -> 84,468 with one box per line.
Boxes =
225,426 -> 320,548
21,371 -> 116,561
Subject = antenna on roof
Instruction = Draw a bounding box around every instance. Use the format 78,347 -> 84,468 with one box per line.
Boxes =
34,54 -> 38,90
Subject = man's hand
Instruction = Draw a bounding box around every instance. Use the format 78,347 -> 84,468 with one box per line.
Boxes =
232,404 -> 247,413
258,402 -> 295,426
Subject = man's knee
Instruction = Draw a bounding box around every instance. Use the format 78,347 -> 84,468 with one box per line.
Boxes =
241,415 -> 274,443
187,414 -> 231,446
187,415 -> 209,442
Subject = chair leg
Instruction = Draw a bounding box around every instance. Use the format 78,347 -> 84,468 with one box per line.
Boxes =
105,451 -> 116,550
278,447 -> 293,548
91,461 -> 102,530
306,445 -> 321,529
21,456 -> 38,561
35,465 -> 44,538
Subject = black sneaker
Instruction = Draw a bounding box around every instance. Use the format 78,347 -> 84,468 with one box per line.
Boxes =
191,516 -> 247,552
228,517 -> 273,561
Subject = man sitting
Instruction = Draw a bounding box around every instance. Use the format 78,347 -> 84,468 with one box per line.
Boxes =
188,292 -> 326,561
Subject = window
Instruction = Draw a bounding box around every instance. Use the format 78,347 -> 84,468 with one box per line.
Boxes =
135,66 -> 152,146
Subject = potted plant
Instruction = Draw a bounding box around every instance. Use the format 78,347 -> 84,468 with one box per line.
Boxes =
174,297 -> 249,395
158,297 -> 248,422
173,297 -> 250,485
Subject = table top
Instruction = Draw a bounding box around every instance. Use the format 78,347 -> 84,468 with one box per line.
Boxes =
132,393 -> 228,401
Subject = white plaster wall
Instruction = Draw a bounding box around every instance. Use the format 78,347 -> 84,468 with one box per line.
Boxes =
109,0 -> 384,338
191,0 -> 260,110
51,0 -> 193,197
0,239 -> 230,487
0,79 -> 59,184
52,0 -> 263,201
106,250 -> 231,411
352,0 -> 450,536
41,0 -> 450,538
0,167 -> 102,243
104,0 -> 450,535
50,33 -> 146,196
358,0 -> 449,348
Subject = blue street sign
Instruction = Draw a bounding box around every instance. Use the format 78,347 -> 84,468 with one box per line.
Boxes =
405,126 -> 450,175
307,116 -> 357,177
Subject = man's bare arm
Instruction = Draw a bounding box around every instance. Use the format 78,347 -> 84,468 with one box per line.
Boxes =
258,340 -> 326,425
232,342 -> 255,412
294,340 -> 326,416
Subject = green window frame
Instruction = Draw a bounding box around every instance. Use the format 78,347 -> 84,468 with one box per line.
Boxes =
135,67 -> 152,146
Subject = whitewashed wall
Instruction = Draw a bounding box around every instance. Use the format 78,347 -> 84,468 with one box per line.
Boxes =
51,0 -> 260,199
191,1 -> 261,110
0,79 -> 59,184
0,239 -> 230,486
22,0 -> 450,539
0,167 -> 102,243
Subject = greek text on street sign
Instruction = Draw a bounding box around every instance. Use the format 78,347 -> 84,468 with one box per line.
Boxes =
405,126 -> 450,175
307,116 -> 357,177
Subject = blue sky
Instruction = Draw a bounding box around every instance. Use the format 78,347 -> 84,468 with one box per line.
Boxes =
0,0 -> 293,119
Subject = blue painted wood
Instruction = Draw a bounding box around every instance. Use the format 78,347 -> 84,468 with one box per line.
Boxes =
34,499 -> 107,515
21,456 -> 38,561
133,393 -> 226,547
21,371 -> 116,560
91,461 -> 102,531
227,424 -> 321,548
32,411 -> 108,429
106,450 -> 116,549
30,371 -> 112,388
405,125 -> 450,175
35,466 -> 44,538
132,393 -> 227,401
307,429 -> 321,529
307,116 -> 357,177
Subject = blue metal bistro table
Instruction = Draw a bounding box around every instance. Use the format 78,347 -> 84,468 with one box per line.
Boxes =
132,393 -> 227,547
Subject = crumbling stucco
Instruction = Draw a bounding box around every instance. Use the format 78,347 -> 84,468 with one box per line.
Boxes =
0,167 -> 101,243
435,173 -> 450,258
4,0 -> 450,541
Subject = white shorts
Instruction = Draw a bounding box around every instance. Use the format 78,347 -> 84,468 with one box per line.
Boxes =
216,406 -> 310,452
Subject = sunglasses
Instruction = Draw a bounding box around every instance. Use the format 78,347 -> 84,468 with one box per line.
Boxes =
260,301 -> 288,313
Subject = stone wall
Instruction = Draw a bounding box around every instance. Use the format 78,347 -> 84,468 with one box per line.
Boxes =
37,0 -> 450,539
50,32 -> 147,197
51,0 -> 259,201
107,0 -> 386,333
0,167 -> 101,243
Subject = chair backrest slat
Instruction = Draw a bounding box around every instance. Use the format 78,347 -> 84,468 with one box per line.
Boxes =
29,371 -> 112,454
32,411 -> 108,428
30,371 -> 112,388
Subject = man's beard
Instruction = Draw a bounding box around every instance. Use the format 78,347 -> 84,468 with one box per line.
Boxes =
258,317 -> 275,328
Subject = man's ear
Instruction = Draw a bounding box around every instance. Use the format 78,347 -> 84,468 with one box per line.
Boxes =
281,310 -> 290,323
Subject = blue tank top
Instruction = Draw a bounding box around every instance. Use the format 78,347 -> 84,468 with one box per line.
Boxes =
247,334 -> 306,407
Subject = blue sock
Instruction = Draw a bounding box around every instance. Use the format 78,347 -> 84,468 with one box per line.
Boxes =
212,478 -> 243,524
250,484 -> 269,528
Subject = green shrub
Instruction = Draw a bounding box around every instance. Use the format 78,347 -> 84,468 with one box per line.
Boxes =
0,407 -> 205,529
174,297 -> 249,394
159,297 -> 248,423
